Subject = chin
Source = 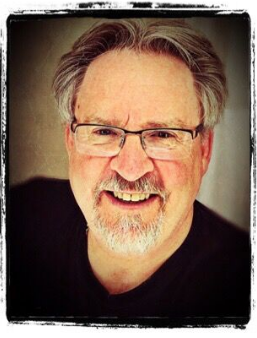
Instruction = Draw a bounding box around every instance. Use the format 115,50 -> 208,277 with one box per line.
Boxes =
91,210 -> 164,255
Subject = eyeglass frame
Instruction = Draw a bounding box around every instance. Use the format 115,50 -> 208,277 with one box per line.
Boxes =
70,121 -> 204,156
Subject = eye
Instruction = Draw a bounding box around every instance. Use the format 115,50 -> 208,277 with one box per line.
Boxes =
151,130 -> 176,139
94,128 -> 118,136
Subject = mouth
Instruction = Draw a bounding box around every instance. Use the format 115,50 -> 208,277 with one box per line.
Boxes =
112,191 -> 152,202
103,190 -> 158,208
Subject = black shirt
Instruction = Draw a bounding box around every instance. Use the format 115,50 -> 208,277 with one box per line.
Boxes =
7,178 -> 250,326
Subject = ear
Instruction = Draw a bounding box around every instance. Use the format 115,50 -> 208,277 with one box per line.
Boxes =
200,130 -> 214,176
65,123 -> 74,157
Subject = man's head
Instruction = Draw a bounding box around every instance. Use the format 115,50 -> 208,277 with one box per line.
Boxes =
53,19 -> 227,255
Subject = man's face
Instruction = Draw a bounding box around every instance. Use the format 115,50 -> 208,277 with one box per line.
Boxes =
66,49 -> 212,255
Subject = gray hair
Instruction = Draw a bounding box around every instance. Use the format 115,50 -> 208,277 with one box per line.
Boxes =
53,19 -> 227,129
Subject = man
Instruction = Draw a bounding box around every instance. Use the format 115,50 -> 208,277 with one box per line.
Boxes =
8,19 -> 250,324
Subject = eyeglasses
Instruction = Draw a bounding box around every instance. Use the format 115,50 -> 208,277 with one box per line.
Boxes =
70,122 -> 204,160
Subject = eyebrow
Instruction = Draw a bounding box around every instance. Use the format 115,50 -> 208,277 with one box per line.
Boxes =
81,116 -> 121,126
80,116 -> 187,129
140,119 -> 186,129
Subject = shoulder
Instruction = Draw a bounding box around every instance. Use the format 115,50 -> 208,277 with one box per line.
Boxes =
192,200 -> 251,286
193,200 -> 250,251
10,176 -> 73,202
8,178 -> 86,316
192,200 -> 250,277
9,177 -> 83,241
10,177 -> 78,215
185,201 -> 251,318
9,177 -> 86,274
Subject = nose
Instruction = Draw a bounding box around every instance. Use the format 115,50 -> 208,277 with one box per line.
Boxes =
110,134 -> 154,182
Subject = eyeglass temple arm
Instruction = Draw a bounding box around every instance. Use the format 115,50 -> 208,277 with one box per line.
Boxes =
192,124 -> 203,138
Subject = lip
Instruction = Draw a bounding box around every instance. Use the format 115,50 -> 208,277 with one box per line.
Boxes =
102,191 -> 159,210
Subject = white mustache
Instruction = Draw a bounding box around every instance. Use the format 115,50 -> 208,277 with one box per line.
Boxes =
94,174 -> 167,203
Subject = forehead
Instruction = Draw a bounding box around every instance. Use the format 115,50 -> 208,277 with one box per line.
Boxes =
75,49 -> 200,128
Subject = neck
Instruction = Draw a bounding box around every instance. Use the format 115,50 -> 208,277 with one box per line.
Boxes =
87,210 -> 193,295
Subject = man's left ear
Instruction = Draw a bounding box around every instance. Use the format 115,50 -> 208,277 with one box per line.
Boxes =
65,123 -> 74,158
201,130 -> 214,176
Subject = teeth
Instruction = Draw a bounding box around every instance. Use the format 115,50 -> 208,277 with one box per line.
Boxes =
112,192 -> 151,202
123,193 -> 130,201
131,194 -> 140,202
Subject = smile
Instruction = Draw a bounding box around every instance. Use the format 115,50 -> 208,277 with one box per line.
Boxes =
103,190 -> 157,207
113,191 -> 151,202
101,190 -> 160,211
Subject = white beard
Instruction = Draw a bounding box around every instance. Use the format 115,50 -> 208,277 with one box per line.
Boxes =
92,207 -> 164,255
90,173 -> 168,255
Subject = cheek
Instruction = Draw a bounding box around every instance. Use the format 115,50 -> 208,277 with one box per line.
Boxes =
158,161 -> 191,187
69,154 -> 91,209
69,153 -> 90,186
156,155 -> 202,189
68,152 -> 112,200
68,153 -> 103,210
